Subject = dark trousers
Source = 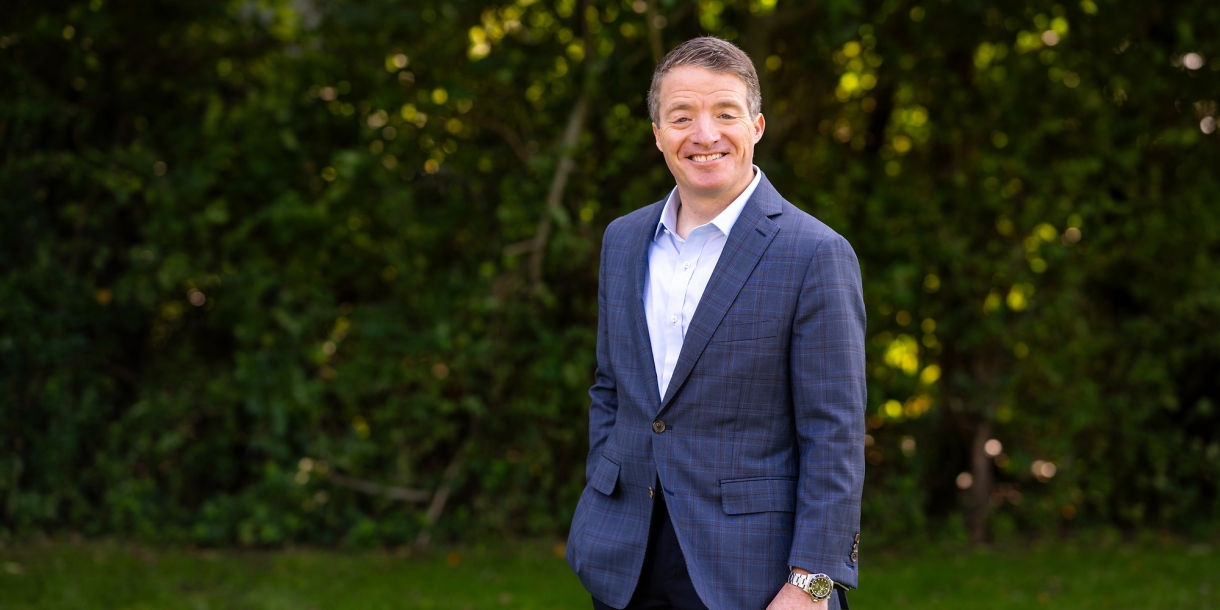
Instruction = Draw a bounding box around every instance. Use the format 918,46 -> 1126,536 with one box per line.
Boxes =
591,486 -> 710,610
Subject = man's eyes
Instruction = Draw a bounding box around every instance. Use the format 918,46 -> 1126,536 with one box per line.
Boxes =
671,113 -> 737,123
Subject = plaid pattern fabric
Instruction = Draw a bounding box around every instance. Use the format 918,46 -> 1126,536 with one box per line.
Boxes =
567,175 -> 866,610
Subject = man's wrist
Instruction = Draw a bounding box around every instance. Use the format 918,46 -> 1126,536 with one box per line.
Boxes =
786,570 -> 835,604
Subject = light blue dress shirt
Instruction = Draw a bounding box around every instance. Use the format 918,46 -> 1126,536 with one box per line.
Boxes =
644,167 -> 763,400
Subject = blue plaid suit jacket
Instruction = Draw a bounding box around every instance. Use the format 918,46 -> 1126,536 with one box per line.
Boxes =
566,175 -> 866,610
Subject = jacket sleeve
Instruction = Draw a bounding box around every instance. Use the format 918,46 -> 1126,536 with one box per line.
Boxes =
786,231 -> 867,589
586,228 -> 619,480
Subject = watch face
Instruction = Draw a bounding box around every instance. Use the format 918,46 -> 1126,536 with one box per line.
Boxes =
808,574 -> 833,600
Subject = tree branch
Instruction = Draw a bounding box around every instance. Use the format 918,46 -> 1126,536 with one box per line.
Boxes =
646,0 -> 664,63
527,94 -> 589,289
413,449 -> 465,551
325,471 -> 432,503
481,118 -> 533,165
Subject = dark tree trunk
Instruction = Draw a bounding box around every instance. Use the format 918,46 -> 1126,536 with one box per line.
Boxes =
968,417 -> 993,544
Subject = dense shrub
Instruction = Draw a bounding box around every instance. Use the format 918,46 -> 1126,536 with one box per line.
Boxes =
3,0 -> 1218,545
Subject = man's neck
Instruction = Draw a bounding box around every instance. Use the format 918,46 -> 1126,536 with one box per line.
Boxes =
673,177 -> 753,239
674,198 -> 728,239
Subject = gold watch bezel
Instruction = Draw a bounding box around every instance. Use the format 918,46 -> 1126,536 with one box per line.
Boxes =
803,573 -> 834,601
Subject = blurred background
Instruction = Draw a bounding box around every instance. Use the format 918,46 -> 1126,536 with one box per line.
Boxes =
2,0 -> 1219,607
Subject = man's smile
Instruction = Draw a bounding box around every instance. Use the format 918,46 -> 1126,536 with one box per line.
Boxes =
689,152 -> 728,163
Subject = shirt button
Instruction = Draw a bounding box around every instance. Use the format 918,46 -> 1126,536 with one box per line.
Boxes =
683,262 -> 691,269
669,315 -> 677,323
652,420 -> 666,434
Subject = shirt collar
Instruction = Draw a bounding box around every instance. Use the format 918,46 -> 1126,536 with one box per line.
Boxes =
654,166 -> 763,241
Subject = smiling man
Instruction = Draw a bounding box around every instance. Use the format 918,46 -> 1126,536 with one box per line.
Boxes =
566,37 -> 866,610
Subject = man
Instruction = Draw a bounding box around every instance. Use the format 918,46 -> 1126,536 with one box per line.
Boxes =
566,37 -> 866,610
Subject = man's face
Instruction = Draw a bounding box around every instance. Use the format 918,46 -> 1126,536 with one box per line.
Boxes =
652,65 -> 764,205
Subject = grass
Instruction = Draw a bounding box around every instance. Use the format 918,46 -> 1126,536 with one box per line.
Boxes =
0,537 -> 1215,609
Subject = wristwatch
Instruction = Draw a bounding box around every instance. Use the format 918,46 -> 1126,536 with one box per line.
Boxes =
787,571 -> 834,602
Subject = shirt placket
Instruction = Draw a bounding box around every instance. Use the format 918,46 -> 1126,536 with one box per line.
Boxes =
659,228 -> 707,395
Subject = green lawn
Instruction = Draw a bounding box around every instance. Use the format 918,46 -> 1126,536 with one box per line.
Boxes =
0,538 -> 1215,609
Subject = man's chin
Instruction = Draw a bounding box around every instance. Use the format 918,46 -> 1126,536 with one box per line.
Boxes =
680,175 -> 743,200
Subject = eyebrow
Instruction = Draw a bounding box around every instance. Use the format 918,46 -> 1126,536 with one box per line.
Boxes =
664,99 -> 747,115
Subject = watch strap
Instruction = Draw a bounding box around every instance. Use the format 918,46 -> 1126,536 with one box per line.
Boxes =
787,571 -> 835,601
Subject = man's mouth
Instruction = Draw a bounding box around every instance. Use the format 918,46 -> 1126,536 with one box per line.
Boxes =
689,153 -> 727,163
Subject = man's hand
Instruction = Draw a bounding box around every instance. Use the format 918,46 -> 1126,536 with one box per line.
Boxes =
766,583 -> 829,610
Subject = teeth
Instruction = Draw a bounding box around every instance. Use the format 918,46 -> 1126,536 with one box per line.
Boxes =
691,153 -> 726,162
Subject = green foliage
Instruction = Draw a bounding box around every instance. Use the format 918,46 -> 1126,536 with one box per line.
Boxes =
0,539 -> 1216,608
2,0 -> 1218,545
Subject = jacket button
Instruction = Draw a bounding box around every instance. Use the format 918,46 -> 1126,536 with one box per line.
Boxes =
652,420 -> 666,434
648,487 -> 655,498
854,533 -> 861,543
850,551 -> 858,563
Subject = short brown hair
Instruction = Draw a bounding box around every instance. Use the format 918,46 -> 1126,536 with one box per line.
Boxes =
648,37 -> 761,125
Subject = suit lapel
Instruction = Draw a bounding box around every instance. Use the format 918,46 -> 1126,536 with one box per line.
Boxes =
657,176 -> 783,413
630,201 -> 665,406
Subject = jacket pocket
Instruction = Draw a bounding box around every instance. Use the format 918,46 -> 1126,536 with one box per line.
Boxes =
710,319 -> 779,343
720,476 -> 796,515
589,455 -> 620,496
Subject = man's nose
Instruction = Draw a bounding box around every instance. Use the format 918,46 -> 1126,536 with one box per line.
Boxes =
689,114 -> 720,146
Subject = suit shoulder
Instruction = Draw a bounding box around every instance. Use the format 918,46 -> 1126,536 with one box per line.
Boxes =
775,200 -> 855,255
604,199 -> 664,242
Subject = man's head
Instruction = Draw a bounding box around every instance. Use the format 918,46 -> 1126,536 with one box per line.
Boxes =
648,37 -> 762,125
649,37 -> 765,207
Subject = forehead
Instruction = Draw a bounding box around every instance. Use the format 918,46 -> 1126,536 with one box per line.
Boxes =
657,65 -> 750,109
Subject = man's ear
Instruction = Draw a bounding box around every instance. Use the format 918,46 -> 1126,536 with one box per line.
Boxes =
753,113 -> 766,144
652,123 -> 661,151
